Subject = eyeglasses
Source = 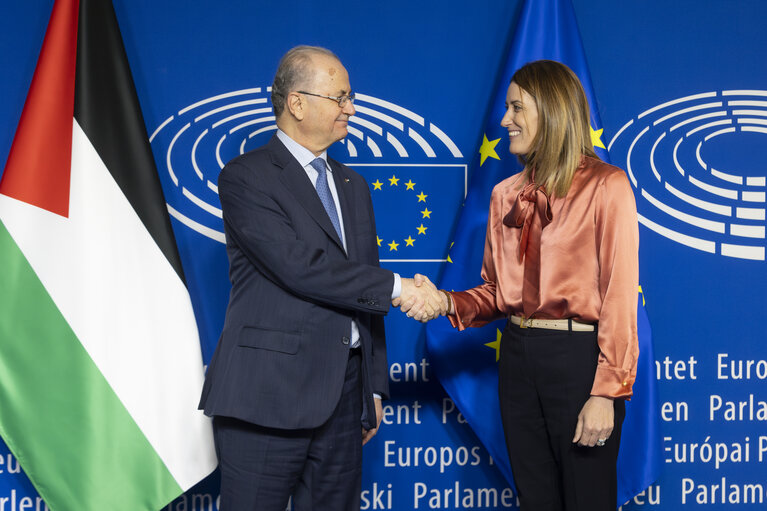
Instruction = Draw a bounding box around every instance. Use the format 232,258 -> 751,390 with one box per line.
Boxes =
297,90 -> 355,108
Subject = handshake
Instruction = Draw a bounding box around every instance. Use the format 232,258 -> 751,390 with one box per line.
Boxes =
392,274 -> 451,322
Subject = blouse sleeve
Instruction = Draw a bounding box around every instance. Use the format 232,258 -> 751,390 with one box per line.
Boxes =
590,170 -> 640,399
448,192 -> 506,330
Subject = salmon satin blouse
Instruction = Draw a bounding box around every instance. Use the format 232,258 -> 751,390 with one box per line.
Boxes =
448,156 -> 639,399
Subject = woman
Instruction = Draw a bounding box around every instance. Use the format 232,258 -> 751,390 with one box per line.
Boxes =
441,60 -> 639,510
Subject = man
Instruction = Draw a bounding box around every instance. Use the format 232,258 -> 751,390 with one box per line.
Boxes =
199,46 -> 443,510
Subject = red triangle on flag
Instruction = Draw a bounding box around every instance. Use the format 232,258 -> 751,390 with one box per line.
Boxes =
0,0 -> 79,218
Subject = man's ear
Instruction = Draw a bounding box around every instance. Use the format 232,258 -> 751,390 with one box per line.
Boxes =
286,92 -> 305,121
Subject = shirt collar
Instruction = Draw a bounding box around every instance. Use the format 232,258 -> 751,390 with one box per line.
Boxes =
276,129 -> 330,171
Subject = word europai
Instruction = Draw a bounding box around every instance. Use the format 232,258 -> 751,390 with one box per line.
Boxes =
664,435 -> 767,469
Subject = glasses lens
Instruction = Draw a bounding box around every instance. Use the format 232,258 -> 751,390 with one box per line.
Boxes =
338,93 -> 355,107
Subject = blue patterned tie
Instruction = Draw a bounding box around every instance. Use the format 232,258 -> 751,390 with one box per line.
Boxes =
310,157 -> 343,240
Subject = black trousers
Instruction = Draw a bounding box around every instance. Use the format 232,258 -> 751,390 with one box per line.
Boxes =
214,349 -> 363,511
498,321 -> 625,511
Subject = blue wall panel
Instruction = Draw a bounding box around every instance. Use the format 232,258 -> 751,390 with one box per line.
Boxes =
2,1 -> 766,509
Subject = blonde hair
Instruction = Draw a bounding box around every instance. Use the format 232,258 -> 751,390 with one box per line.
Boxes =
512,60 -> 598,197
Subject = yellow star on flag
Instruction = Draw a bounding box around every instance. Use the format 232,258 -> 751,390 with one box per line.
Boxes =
421,207 -> 432,218
389,175 -> 400,186
638,284 -> 645,306
376,236 -> 382,247
416,191 -> 428,202
591,126 -> 605,150
405,180 -> 416,190
372,179 -> 383,190
484,328 -> 503,362
446,241 -> 454,263
479,134 -> 501,166
404,236 -> 415,247
416,224 -> 427,235
388,240 -> 399,251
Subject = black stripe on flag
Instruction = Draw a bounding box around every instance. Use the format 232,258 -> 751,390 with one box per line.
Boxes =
73,0 -> 186,282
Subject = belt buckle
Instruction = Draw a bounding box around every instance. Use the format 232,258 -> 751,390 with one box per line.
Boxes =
520,316 -> 530,328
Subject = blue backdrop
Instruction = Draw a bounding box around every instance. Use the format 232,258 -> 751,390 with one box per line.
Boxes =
2,1 -> 766,509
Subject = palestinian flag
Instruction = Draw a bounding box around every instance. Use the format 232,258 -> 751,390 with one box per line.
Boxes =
0,0 -> 216,509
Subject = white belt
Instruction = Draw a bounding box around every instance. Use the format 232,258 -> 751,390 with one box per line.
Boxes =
510,315 -> 595,332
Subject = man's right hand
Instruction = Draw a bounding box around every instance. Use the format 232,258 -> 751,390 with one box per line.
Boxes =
393,274 -> 448,322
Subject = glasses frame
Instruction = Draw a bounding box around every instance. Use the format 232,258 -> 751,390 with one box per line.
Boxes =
296,90 -> 355,108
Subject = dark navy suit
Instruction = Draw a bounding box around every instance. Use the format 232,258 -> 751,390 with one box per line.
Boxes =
200,135 -> 392,509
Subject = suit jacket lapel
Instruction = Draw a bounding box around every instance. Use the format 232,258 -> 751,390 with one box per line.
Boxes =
330,160 -> 359,261
268,136 -> 346,253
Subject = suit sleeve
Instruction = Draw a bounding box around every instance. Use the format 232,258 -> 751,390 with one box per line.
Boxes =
361,187 -> 390,399
219,161 -> 394,315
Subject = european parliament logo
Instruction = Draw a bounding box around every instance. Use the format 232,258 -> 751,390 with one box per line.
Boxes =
149,88 -> 466,262
608,90 -> 767,261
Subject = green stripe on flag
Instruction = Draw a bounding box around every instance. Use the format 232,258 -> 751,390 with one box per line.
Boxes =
0,220 -> 182,511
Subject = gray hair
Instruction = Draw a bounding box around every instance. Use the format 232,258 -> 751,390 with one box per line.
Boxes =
271,45 -> 339,117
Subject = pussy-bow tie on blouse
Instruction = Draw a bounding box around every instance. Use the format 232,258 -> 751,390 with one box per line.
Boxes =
503,181 -> 553,259
503,180 -> 553,317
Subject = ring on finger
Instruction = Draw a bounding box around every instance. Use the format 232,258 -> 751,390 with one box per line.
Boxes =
596,438 -> 607,447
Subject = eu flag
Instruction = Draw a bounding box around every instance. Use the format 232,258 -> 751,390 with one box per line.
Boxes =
425,0 -> 662,506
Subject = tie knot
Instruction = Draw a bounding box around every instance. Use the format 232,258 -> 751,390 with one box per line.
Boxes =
503,182 -> 553,230
310,157 -> 327,173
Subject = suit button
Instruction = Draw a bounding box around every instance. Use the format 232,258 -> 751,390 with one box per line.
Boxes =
342,336 -> 350,345
357,298 -> 365,304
